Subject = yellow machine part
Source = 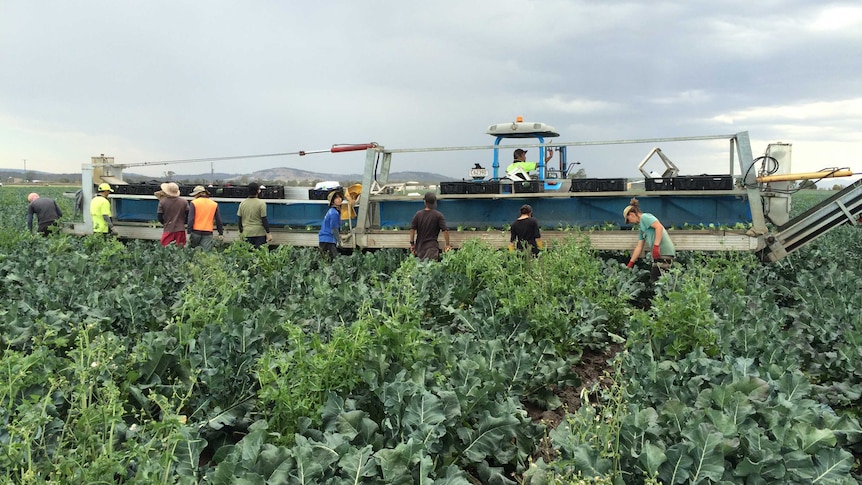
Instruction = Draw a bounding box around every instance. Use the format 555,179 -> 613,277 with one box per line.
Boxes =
341,184 -> 362,220
756,169 -> 852,183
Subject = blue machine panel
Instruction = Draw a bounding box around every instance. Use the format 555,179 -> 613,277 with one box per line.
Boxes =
113,198 -> 338,227
376,195 -> 751,229
114,199 -> 158,222
115,194 -> 752,231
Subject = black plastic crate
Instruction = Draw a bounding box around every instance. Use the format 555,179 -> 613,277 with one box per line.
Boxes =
261,186 -> 285,199
569,178 -> 625,192
221,186 -> 250,198
596,178 -> 626,192
308,187 -> 342,200
569,179 -> 598,192
134,184 -> 160,195
673,175 -> 733,191
465,181 -> 500,194
645,178 -> 674,191
206,185 -> 224,197
513,180 -> 544,193
440,181 -> 468,194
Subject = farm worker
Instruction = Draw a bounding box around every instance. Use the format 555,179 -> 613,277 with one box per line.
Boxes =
187,185 -> 224,250
318,190 -> 344,260
506,148 -> 553,181
237,182 -> 272,249
91,183 -> 117,236
409,192 -> 451,261
623,197 -> 676,283
156,182 -> 189,247
26,192 -> 63,236
509,204 -> 543,256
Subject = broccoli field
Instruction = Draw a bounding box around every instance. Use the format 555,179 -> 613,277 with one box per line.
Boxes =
1,186 -> 861,484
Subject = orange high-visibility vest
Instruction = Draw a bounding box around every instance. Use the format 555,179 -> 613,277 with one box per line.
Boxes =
191,197 -> 218,232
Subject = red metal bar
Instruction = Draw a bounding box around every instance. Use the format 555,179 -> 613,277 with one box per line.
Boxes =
299,143 -> 377,156
330,143 -> 377,153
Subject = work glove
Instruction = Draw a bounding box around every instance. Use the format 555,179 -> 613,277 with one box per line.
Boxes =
652,245 -> 661,259
626,260 -> 635,269
217,234 -> 224,242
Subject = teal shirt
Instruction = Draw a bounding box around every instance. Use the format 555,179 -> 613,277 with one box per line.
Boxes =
638,213 -> 675,257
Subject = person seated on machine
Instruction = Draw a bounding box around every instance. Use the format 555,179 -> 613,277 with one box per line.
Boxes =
506,148 -> 553,181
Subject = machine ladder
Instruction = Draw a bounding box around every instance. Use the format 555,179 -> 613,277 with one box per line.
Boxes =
760,179 -> 862,261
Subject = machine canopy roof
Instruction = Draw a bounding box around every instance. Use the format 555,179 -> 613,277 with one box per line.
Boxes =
486,121 -> 560,139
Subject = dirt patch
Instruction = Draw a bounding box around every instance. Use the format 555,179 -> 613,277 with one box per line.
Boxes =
524,343 -> 623,428
522,343 -> 623,465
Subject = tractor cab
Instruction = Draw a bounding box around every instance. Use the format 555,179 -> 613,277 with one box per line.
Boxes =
485,118 -> 569,190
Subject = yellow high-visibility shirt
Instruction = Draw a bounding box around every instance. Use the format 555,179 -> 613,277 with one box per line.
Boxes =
90,195 -> 112,233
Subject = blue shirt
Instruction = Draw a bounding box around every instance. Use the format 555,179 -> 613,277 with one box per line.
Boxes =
318,207 -> 341,243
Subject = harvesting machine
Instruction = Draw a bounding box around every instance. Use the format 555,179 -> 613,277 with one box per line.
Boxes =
66,120 -> 862,262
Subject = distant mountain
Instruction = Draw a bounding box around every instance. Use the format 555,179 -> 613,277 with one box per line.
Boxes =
0,167 -> 457,185
122,172 -> 238,184
0,169 -> 81,183
387,171 -> 460,183
233,167 -> 456,184
241,167 -> 361,183
151,168 -> 456,185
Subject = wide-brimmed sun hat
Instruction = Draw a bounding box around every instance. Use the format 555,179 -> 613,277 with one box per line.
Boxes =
190,185 -> 208,196
160,182 -> 180,197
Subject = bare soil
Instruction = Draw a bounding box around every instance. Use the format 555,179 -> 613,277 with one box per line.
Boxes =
523,343 -> 623,428
521,343 -> 623,466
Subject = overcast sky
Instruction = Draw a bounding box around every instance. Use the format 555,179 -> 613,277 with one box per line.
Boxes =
2,1 -> 861,181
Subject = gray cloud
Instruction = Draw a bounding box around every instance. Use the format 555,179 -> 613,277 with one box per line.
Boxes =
1,1 -> 860,181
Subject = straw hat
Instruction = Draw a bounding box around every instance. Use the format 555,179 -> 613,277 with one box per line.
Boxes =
160,182 -> 180,197
190,185 -> 208,197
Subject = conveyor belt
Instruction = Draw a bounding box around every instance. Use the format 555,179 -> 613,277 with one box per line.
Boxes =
760,179 -> 862,261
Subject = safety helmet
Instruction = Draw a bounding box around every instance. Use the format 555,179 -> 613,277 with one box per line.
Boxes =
97,183 -> 114,193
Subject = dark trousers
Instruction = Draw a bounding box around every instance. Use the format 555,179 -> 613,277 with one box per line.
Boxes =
319,242 -> 339,260
37,221 -> 59,237
246,235 -> 267,249
650,257 -> 674,283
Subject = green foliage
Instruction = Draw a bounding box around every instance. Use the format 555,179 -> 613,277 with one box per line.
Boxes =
1,186 -> 862,483
440,236 -> 641,354
629,264 -> 720,358
257,322 -> 373,443
173,250 -> 249,344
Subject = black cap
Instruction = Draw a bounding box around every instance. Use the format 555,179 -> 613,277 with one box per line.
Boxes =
514,148 -> 528,158
248,182 -> 260,196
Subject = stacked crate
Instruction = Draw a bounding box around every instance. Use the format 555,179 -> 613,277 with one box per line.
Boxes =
569,178 -> 626,192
